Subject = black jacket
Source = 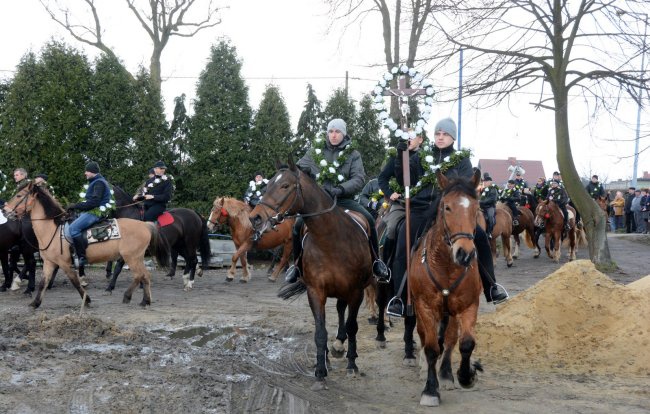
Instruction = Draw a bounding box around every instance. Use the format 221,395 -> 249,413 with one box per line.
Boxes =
143,175 -> 173,208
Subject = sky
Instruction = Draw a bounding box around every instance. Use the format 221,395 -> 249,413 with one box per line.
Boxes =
1,0 -> 648,184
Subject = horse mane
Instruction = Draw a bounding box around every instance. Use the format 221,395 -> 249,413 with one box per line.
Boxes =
112,185 -> 133,206
222,197 -> 253,229
441,177 -> 479,200
33,184 -> 66,224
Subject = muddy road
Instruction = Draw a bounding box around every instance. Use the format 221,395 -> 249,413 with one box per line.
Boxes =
1,233 -> 649,413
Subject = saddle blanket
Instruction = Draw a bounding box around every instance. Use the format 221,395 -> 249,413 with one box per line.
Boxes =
157,211 -> 174,227
62,219 -> 122,244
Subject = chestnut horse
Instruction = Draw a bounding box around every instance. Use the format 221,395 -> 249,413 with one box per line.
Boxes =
409,169 -> 483,407
249,159 -> 383,391
3,182 -> 170,308
511,206 -> 536,259
477,204 -> 513,267
207,197 -> 293,282
534,200 -> 585,262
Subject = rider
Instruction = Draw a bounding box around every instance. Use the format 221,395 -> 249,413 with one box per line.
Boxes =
244,172 -> 268,208
533,177 -> 548,201
377,129 -> 424,268
513,171 -> 528,193
479,173 -> 499,238
387,118 -> 509,316
134,161 -> 173,222
585,174 -> 605,200
12,168 -> 30,193
548,179 -> 571,233
358,177 -> 381,219
65,162 -> 113,266
285,118 -> 390,284
500,180 -> 521,226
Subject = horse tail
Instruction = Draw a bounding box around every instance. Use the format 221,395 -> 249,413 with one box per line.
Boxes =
148,224 -> 171,270
278,279 -> 307,300
524,227 -> 535,248
199,218 -> 212,270
577,227 -> 588,247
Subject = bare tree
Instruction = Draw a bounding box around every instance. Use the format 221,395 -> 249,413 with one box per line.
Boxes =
420,0 -> 650,264
40,0 -> 224,96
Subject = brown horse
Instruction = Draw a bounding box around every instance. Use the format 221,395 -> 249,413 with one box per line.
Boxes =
207,197 -> 293,282
3,182 -> 170,308
477,204 -> 513,267
511,206 -> 536,259
534,200 -> 585,262
408,169 -> 483,407
249,159 -> 382,391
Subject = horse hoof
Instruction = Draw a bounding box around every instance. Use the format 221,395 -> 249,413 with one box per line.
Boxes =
420,394 -> 440,407
330,348 -> 345,359
346,368 -> 359,378
29,300 -> 40,309
225,277 -> 234,283
197,268 -> 203,278
375,340 -> 386,349
439,377 -> 457,390
139,300 -> 150,307
403,358 -> 418,367
267,276 -> 277,282
310,380 -> 328,391
239,279 -> 248,284
507,262 -> 513,268
123,295 -> 132,304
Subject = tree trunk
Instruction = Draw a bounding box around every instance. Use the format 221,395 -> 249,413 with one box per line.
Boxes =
553,90 -> 612,265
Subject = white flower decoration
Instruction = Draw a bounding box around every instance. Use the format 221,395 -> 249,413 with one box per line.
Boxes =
83,184 -> 89,190
444,156 -> 451,162
255,191 -> 261,196
110,189 -> 114,194
425,155 -> 434,163
99,205 -> 106,212
319,160 -> 327,167
333,161 -> 340,167
337,174 -> 344,182
79,192 -> 86,198
162,175 -> 168,181
431,164 -> 441,172
315,148 -> 322,154
154,178 -> 161,184
147,183 -> 154,188
328,167 -> 336,174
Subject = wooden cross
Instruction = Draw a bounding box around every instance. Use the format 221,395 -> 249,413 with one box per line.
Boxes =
381,71 -> 428,317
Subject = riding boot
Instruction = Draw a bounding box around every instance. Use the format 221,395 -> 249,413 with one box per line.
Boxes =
285,219 -> 304,283
72,235 -> 89,267
476,228 -> 509,304
382,237 -> 395,265
368,224 -> 390,283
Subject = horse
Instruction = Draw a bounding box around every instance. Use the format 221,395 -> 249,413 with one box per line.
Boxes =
534,200 -> 585,262
2,182 -> 170,308
408,169 -> 484,407
207,197 -> 293,283
107,186 -> 211,291
249,158 -> 383,391
0,215 -> 37,293
511,206 -> 537,259
477,204 -> 513,267
595,195 -> 611,231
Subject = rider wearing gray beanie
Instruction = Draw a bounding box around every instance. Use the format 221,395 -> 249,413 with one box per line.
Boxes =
327,118 -> 347,136
434,117 -> 457,141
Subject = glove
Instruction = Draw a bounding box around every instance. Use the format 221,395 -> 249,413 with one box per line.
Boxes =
135,195 -> 145,202
65,204 -> 76,214
396,139 -> 408,152
322,183 -> 343,198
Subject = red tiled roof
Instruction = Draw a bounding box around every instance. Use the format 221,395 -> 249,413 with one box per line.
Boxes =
477,157 -> 546,186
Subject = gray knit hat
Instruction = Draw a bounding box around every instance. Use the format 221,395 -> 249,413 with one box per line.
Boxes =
434,117 -> 457,141
327,118 -> 347,136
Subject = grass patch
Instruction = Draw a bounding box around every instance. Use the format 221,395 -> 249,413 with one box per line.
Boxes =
596,261 -> 618,273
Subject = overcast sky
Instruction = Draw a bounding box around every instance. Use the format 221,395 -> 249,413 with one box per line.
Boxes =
1,0 -> 648,183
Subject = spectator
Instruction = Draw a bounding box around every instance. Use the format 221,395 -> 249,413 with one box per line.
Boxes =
610,191 -> 625,232
637,189 -> 648,234
631,189 -> 644,234
624,187 -> 636,233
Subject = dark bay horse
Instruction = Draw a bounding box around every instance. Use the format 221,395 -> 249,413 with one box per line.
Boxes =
0,214 -> 36,293
478,205 -> 513,267
207,197 -> 293,282
108,186 -> 211,291
534,200 -> 586,262
249,159 -> 382,391
3,182 -> 170,308
408,169 -> 483,407
511,206 -> 537,259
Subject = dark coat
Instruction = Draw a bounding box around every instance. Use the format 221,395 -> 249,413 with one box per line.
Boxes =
480,184 -> 499,209
69,174 -> 111,212
143,175 -> 173,209
585,181 -> 605,199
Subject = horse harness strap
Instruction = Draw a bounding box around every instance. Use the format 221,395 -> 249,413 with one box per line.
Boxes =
421,232 -> 471,317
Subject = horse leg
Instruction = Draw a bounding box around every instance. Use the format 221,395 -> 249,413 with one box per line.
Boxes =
512,234 -> 520,259
228,242 -> 248,281
456,307 -> 481,389
183,254 -> 198,291
403,314 -> 418,366
569,229 -> 577,260
307,292 -> 329,391
106,258 -> 125,293
545,231 -> 553,259
344,291 -> 364,377
414,304 -> 441,406
105,261 -> 113,279
331,299 -> 347,358
166,249 -> 178,278
533,227 -> 542,258
553,233 -> 561,263
438,316 -> 459,390
24,253 -> 36,295
503,234 -> 513,268
240,250 -> 250,283
0,253 -> 10,291
122,259 -> 152,307
269,243 -> 291,282
374,281 -> 388,348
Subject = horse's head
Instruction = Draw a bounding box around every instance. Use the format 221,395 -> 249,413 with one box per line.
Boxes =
436,169 -> 481,267
534,200 -> 550,227
3,181 -> 35,220
250,157 -> 302,236
207,197 -> 229,231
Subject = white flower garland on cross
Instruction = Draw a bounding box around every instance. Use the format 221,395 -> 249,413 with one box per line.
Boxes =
371,65 -> 435,139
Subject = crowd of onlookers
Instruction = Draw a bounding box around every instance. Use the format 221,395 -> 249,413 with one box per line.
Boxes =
610,187 -> 649,234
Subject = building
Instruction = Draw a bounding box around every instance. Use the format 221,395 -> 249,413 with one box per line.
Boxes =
607,171 -> 650,192
477,157 -> 546,187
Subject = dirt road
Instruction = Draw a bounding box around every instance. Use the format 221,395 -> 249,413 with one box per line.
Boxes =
1,234 -> 649,413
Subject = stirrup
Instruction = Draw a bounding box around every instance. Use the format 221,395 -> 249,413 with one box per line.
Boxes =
512,219 -> 519,226
373,260 -> 391,283
386,296 -> 404,317
284,265 -> 300,283
490,283 -> 509,305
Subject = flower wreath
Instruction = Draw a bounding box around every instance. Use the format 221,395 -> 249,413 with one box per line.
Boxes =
310,133 -> 358,185
371,65 -> 435,139
385,145 -> 472,196
142,174 -> 176,195
0,170 -> 7,194
78,184 -> 116,216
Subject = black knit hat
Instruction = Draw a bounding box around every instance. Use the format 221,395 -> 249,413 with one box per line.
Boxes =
85,161 -> 100,174
153,160 -> 167,169
507,179 -> 515,184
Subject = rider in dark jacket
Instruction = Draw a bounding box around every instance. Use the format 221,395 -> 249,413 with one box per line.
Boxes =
500,180 -> 521,225
585,175 -> 605,200
387,118 -> 508,317
548,179 -> 571,232
479,174 -> 499,236
135,161 -> 173,222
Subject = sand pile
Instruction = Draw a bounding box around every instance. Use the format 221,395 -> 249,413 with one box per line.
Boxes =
475,260 -> 650,376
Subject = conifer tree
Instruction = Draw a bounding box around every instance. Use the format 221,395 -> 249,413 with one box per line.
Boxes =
186,40 -> 252,212
250,84 -> 293,176
294,83 -> 323,158
355,94 -> 385,178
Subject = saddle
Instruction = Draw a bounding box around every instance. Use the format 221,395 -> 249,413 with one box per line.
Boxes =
63,219 -> 122,245
156,211 -> 174,227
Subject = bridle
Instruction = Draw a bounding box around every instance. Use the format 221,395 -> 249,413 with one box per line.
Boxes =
440,199 -> 476,247
208,206 -> 230,227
